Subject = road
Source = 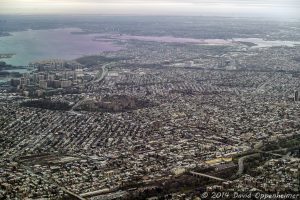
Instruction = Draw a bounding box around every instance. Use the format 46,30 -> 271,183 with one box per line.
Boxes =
190,171 -> 226,182
94,63 -> 109,82
236,149 -> 286,176
236,155 -> 250,176
22,164 -> 86,200
70,63 -> 111,112
257,150 -> 284,157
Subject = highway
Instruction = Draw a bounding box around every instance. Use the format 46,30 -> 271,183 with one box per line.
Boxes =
70,63 -> 111,112
257,150 -> 284,157
190,171 -> 226,182
237,149 -> 286,176
94,63 -> 110,82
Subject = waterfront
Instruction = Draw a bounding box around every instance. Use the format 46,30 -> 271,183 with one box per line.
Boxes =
0,28 -> 124,66
2,27 -> 300,69
1,14 -> 300,199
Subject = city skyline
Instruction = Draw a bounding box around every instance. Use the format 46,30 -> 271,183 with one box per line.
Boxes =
1,1 -> 300,199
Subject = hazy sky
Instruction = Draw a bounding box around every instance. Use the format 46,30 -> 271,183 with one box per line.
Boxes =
0,0 -> 299,19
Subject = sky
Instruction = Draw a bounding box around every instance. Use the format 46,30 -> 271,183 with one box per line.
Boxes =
0,0 -> 299,19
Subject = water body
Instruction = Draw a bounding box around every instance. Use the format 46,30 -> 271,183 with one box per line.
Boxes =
110,34 -> 300,48
1,28 -> 300,76
108,35 -> 233,45
0,78 -> 10,83
1,28 -> 299,68
0,28 -> 124,67
233,38 -> 300,48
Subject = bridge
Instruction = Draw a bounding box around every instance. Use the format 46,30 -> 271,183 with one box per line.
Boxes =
190,171 -> 226,182
257,151 -> 284,157
62,188 -> 86,200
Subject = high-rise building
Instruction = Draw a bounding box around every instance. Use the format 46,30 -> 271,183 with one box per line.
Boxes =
294,90 -> 298,102
60,79 -> 72,88
32,73 -> 38,83
53,80 -> 61,88
39,80 -> 47,89
10,78 -> 20,87
47,74 -> 55,81
38,74 -> 45,81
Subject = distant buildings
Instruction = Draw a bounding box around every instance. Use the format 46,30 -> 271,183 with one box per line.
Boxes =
10,60 -> 93,96
294,90 -> 298,102
2,34 -> 300,199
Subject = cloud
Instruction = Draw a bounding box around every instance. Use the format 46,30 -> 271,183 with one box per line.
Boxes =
0,0 -> 299,19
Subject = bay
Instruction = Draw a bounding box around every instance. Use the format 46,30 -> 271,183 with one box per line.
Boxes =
0,28 -> 124,67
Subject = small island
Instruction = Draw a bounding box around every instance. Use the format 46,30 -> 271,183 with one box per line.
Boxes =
0,61 -> 23,78
0,53 -> 15,59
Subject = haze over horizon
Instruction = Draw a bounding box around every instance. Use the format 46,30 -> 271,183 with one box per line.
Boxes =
0,0 -> 299,19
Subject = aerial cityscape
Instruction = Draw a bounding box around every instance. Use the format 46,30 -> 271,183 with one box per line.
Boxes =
1,0 -> 300,200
